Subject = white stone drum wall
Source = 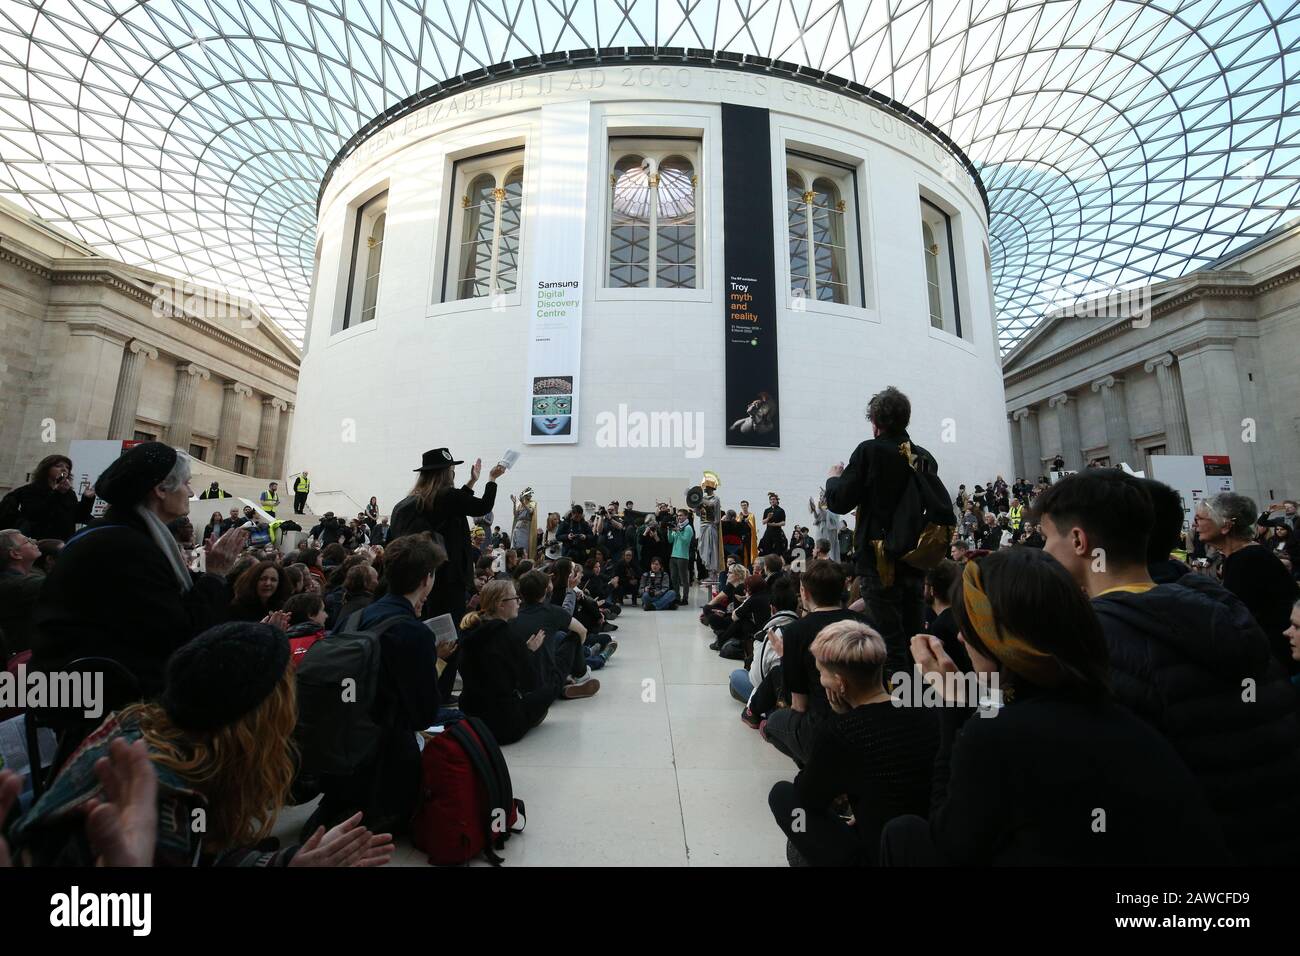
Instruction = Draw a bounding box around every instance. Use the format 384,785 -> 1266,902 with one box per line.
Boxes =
290,67 -> 1011,520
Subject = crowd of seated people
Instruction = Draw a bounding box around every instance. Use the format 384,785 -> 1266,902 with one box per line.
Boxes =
2,437 -> 1299,869
700,464 -> 1300,866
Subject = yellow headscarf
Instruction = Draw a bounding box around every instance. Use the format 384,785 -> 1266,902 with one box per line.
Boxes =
961,560 -> 1063,688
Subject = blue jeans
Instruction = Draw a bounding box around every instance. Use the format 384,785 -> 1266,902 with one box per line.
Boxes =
729,669 -> 753,703
642,589 -> 677,610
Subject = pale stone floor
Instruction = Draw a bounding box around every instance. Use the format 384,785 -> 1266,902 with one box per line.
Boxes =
274,588 -> 792,866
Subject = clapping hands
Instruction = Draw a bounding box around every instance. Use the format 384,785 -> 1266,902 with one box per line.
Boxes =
289,812 -> 394,867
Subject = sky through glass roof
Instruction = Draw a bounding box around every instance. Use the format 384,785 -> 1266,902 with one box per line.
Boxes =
1,0 -> 1297,350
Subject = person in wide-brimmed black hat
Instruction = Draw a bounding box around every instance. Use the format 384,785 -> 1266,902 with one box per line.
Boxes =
388,449 -> 507,666
31,443 -> 249,703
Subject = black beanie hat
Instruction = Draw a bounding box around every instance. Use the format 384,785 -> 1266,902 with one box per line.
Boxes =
162,622 -> 290,732
96,441 -> 179,507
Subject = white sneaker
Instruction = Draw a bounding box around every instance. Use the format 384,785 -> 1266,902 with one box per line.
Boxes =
570,666 -> 595,686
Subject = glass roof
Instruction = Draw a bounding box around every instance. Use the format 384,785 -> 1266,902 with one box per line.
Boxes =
1,0 -> 1296,350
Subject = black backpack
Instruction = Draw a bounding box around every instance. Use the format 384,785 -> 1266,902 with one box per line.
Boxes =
294,610 -> 404,776
884,444 -> 956,571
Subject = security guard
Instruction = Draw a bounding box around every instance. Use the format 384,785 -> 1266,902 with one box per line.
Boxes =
292,470 -> 311,514
259,481 -> 280,517
1008,498 -> 1024,532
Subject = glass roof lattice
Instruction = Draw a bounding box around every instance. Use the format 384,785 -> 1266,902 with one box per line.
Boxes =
1,0 -> 1297,351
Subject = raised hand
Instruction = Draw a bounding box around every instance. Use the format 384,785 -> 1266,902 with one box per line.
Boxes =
290,812 -> 395,867
909,634 -> 964,704
205,526 -> 249,576
261,610 -> 291,631
83,738 -> 158,867
469,458 -> 483,485
488,463 -> 506,481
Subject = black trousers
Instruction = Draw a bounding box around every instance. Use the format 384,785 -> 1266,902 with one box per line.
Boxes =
878,814 -> 948,866
768,781 -> 866,867
293,490 -> 308,513
749,665 -> 782,718
859,562 -> 926,682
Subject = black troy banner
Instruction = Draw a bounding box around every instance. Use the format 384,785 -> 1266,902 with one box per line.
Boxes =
722,103 -> 780,448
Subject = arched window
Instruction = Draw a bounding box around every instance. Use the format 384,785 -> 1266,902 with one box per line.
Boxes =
921,197 -> 962,337
341,190 -> 388,330
607,140 -> 699,289
359,212 -> 385,325
923,221 -> 942,328
446,149 -> 526,301
785,154 -> 858,306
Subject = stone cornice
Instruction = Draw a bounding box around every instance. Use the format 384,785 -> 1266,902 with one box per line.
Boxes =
1003,265 -> 1300,387
0,238 -> 301,377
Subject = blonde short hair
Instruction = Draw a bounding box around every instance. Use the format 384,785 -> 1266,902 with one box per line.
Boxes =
810,619 -> 888,685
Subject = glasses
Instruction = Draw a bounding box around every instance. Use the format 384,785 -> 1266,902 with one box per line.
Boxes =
502,596 -> 521,604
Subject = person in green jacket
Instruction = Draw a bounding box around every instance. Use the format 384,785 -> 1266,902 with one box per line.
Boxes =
668,509 -> 695,605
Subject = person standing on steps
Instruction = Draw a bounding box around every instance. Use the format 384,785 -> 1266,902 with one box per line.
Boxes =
291,471 -> 311,515
259,481 -> 280,518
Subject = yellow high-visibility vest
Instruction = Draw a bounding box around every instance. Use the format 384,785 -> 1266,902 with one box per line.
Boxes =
294,475 -> 310,492
1008,505 -> 1023,529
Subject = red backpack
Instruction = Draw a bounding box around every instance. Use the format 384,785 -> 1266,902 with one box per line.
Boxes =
411,716 -> 525,866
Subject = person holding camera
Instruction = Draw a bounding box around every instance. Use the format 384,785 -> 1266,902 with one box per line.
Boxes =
0,454 -> 97,542
668,508 -> 695,603
557,504 -> 594,564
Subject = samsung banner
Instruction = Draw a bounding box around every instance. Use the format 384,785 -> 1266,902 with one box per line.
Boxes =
722,104 -> 780,448
523,101 -> 589,444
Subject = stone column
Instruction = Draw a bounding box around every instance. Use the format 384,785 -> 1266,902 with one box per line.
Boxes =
272,402 -> 293,480
1091,375 -> 1135,467
215,382 -> 254,469
1047,392 -> 1082,470
1144,353 -> 1192,455
1012,406 -> 1041,480
255,396 -> 288,479
106,340 -> 158,440
1008,414 -> 1023,479
163,363 -> 209,450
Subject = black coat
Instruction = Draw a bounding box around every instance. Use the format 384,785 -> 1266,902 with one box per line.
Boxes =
825,430 -> 945,575
557,517 -> 594,562
0,483 -> 94,542
389,481 -> 497,619
1093,579 -> 1300,864
31,509 -> 231,697
930,693 -> 1228,865
457,617 -> 537,745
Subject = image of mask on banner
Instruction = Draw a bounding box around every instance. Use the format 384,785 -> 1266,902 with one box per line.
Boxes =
729,391 -> 777,437
531,376 -> 573,436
